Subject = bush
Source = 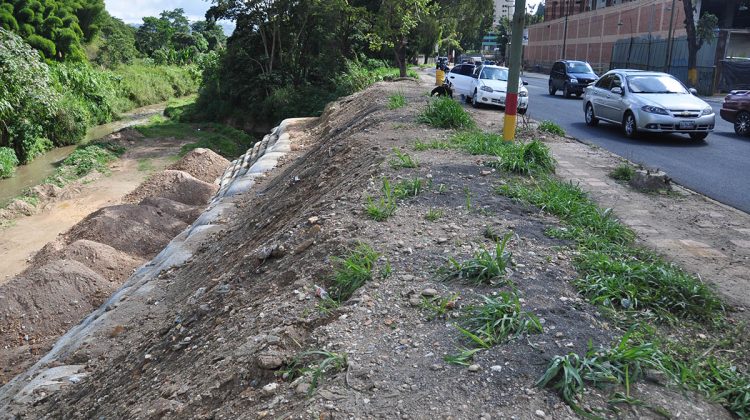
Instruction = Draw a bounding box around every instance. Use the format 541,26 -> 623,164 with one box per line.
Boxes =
490,140 -> 556,175
538,120 -> 566,136
417,97 -> 476,130
0,147 -> 19,178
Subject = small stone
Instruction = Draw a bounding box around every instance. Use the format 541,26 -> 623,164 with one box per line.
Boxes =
490,365 -> 502,372
308,216 -> 320,224
555,332 -> 564,338
698,333 -> 707,340
480,170 -> 492,176
436,237 -> 449,244
295,382 -> 311,395
256,353 -> 284,369
535,409 -> 546,418
468,364 -> 481,372
409,297 -> 422,307
261,382 -> 278,396
431,364 -> 443,371
421,288 -> 438,297
402,274 -> 416,281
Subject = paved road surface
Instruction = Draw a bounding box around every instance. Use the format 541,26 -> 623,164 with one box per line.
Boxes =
520,73 -> 750,214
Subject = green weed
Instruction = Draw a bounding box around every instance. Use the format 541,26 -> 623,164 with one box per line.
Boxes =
488,140 -> 556,175
393,178 -> 424,198
316,297 -> 340,316
63,143 -> 124,177
389,149 -> 419,169
281,350 -> 348,394
443,233 -> 513,285
464,187 -> 472,211
610,163 -> 636,181
421,293 -> 459,320
538,120 -> 566,136
0,147 -> 19,179
457,292 -> 543,348
425,208 -> 443,221
328,243 -> 379,301
388,92 -> 407,110
417,97 -> 476,130
444,348 -> 482,366
137,120 -> 255,159
365,178 -> 397,221
413,139 -> 451,151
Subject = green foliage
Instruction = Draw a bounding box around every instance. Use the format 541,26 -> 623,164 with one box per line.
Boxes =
62,142 -> 123,177
574,251 -> 723,320
425,207 -> 443,221
389,148 -> 419,169
0,147 -> 19,178
365,178 -> 398,221
136,117 -> 254,159
95,14 -> 137,67
281,350 -> 348,394
457,292 -> 543,348
421,293 -> 459,319
112,63 -> 199,110
610,163 -> 635,181
393,178 -> 424,198
417,97 -> 476,130
444,347 -> 482,366
388,92 -> 407,109
0,0 -> 102,61
489,140 -> 556,175
443,233 -> 513,285
329,243 -> 380,301
538,120 -> 566,136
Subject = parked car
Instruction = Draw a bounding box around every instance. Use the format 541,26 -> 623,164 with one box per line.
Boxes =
582,69 -> 715,141
447,64 -> 529,114
549,60 -> 598,97
719,90 -> 750,136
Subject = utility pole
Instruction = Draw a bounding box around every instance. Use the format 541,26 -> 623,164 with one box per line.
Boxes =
503,0 -> 527,141
562,14 -> 569,58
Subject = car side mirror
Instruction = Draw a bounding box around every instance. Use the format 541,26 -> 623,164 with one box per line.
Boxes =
611,86 -> 623,95
689,88 -> 698,95
522,80 -> 529,86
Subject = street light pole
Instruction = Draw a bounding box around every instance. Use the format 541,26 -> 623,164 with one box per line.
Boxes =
561,1 -> 569,58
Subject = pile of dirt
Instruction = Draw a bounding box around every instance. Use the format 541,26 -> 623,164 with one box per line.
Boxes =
123,170 -> 218,206
167,148 -> 231,184
139,197 -> 205,224
30,239 -> 145,283
3,81 -> 737,420
63,204 -> 188,259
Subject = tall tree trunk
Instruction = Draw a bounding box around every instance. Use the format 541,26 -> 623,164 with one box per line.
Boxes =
682,0 -> 699,86
396,37 -> 407,77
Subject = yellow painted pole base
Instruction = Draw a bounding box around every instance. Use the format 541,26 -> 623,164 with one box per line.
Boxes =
503,114 -> 517,141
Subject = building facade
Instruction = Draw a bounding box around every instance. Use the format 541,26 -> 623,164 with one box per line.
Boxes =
494,0 -> 515,25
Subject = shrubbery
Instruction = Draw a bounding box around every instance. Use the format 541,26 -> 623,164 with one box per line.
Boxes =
0,147 -> 19,178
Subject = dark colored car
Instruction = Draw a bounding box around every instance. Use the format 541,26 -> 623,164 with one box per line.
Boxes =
719,90 -> 750,136
549,60 -> 598,97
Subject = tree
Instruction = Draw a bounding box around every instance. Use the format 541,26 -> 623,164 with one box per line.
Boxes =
369,0 -> 436,77
95,14 -> 137,67
682,0 -> 718,87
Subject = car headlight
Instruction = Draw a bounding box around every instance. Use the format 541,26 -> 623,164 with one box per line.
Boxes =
569,78 -> 577,83
480,86 -> 493,93
641,105 -> 669,115
700,107 -> 713,116
519,91 -> 528,97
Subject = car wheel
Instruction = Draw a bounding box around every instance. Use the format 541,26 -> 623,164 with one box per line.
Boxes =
585,103 -> 599,126
689,132 -> 708,141
623,112 -> 638,138
563,84 -> 571,98
471,90 -> 479,108
734,111 -> 750,136
575,93 -> 582,97
548,82 -> 556,96
518,107 -> 527,115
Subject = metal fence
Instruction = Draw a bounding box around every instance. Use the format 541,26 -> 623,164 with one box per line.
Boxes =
610,36 -> 718,95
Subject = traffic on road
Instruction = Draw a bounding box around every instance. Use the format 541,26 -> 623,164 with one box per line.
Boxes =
427,62 -> 750,214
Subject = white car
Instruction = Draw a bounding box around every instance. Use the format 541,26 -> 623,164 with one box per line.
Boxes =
447,64 -> 529,114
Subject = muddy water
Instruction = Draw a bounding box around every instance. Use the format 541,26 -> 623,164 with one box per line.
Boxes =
0,103 -> 166,206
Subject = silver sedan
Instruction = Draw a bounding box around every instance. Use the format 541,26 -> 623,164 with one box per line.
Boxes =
582,69 -> 715,141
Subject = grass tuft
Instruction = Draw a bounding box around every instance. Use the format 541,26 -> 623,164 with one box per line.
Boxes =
457,292 -> 543,348
281,350 -> 348,394
329,243 -> 379,301
365,178 -> 397,221
425,208 -> 443,222
387,92 -> 407,110
417,97 -> 476,130
610,163 -> 636,181
443,233 -> 513,285
393,178 -> 424,198
389,148 -> 419,169
538,120 -> 566,136
489,140 -> 556,175
444,348 -> 482,366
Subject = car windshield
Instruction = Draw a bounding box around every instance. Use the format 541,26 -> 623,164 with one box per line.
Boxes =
567,62 -> 593,73
627,75 -> 688,94
480,67 -> 508,81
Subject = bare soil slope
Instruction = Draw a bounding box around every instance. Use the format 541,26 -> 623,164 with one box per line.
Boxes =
9,82 -> 736,419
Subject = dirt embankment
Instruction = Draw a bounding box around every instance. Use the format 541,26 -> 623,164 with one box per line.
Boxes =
0,148 -> 229,385
3,82 -> 740,419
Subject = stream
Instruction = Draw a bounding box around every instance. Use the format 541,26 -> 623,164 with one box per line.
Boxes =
0,102 -> 167,207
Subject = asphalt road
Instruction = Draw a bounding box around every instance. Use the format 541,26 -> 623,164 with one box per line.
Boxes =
520,73 -> 750,213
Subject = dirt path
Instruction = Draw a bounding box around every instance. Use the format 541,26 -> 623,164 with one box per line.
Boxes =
0,138 -> 188,284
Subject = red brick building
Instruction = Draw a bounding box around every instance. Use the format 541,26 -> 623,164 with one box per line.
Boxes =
526,0 -> 688,72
